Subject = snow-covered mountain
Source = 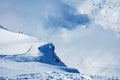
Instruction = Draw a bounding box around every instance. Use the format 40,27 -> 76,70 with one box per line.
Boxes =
0,27 -> 81,77
0,0 -> 120,79
0,26 -> 120,79
0,27 -> 66,66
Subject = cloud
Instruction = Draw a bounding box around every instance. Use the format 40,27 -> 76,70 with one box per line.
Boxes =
45,12 -> 90,30
77,0 -> 120,33
0,0 -> 90,35
49,24 -> 120,76
42,0 -> 90,30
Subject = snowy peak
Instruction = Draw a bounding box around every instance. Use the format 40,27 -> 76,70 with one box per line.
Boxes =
0,25 -> 80,75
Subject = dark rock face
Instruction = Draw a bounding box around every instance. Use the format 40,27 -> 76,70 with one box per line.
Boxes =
38,43 -> 67,66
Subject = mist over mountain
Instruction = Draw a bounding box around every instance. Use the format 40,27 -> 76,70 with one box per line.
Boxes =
0,0 -> 120,79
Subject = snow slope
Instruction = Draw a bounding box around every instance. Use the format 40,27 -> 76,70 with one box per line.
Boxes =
0,28 -> 66,66
0,27 -> 80,78
0,28 -> 38,55
0,59 -> 79,77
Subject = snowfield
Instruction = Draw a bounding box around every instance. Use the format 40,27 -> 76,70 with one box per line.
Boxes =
0,0 -> 120,79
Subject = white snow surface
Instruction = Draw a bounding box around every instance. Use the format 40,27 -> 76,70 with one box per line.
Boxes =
0,59 -> 75,77
0,29 -> 44,55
